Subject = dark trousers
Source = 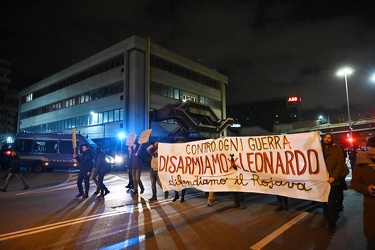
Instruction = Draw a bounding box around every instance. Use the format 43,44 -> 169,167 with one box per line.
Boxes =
77,171 -> 90,194
132,168 -> 144,192
323,185 -> 340,230
150,169 -> 162,197
127,168 -> 133,187
233,192 -> 245,204
3,172 -> 29,190
277,195 -> 288,205
174,189 -> 186,199
97,171 -> 107,195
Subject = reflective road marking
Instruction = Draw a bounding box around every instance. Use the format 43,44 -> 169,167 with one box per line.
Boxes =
249,211 -> 309,250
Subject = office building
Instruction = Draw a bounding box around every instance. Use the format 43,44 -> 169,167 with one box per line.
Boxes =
0,59 -> 18,145
18,36 -> 231,146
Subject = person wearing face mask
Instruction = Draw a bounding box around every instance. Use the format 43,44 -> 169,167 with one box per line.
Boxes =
351,137 -> 375,249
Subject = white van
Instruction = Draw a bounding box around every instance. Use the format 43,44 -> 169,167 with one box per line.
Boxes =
13,133 -> 96,173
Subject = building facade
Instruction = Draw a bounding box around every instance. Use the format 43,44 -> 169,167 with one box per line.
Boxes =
18,36 -> 229,146
0,59 -> 18,146
227,96 -> 301,133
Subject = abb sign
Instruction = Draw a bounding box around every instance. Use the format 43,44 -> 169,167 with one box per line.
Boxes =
288,96 -> 301,103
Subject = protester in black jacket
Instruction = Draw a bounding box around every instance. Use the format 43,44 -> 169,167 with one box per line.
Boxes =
74,144 -> 93,198
95,144 -> 110,199
0,150 -> 29,192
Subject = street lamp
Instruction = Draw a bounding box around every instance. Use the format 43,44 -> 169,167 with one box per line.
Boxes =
118,132 -> 125,153
337,67 -> 354,146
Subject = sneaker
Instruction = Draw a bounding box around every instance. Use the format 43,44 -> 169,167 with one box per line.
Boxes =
164,191 -> 169,199
96,194 -> 104,199
275,205 -> 284,211
131,190 -> 138,195
232,202 -> 240,208
207,202 -> 215,207
75,193 -> 84,197
207,199 -> 215,207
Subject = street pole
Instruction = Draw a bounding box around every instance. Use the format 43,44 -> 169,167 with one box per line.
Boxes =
344,73 -> 352,147
337,67 -> 354,147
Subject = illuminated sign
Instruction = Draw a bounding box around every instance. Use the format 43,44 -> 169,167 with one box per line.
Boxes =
287,96 -> 301,103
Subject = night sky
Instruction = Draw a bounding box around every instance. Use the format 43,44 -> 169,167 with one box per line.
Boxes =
1,0 -> 375,120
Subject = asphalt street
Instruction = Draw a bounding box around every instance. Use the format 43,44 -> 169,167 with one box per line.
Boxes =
0,168 -> 368,250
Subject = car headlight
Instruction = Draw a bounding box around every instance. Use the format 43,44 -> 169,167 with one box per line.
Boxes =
114,155 -> 123,164
105,155 -> 115,164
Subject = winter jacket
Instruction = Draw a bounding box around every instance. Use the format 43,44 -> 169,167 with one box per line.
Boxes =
351,151 -> 375,240
75,149 -> 94,173
95,150 -> 107,174
323,144 -> 344,186
9,154 -> 22,174
130,147 -> 144,170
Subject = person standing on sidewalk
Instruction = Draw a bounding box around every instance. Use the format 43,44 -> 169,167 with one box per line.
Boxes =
351,136 -> 375,249
147,142 -> 169,201
74,144 -> 93,198
0,150 -> 29,192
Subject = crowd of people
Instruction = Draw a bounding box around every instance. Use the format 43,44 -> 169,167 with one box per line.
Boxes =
1,134 -> 374,249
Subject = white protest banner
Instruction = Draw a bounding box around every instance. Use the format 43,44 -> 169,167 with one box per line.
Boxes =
138,129 -> 152,144
158,131 -> 330,202
126,133 -> 136,146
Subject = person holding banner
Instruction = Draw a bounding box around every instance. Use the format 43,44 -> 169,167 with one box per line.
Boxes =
351,137 -> 375,249
129,142 -> 145,195
147,142 -> 169,201
321,133 -> 344,235
172,141 -> 186,203
73,144 -> 94,198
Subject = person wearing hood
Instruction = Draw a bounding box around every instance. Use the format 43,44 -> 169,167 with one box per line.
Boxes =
321,133 -> 344,235
351,137 -> 375,249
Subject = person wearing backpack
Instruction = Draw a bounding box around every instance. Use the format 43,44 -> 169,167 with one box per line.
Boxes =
95,144 -> 110,199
